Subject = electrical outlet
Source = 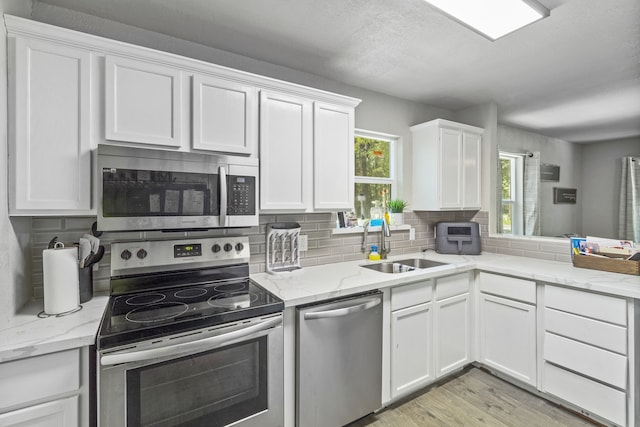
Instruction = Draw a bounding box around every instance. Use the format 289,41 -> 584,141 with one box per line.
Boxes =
299,235 -> 308,251
409,227 -> 415,241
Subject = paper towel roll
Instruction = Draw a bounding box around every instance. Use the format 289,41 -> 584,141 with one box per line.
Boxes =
43,247 -> 80,315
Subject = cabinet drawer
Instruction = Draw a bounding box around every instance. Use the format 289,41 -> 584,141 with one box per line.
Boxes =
391,280 -> 433,311
435,273 -> 469,301
545,307 -> 627,355
545,285 -> 627,326
0,349 -> 80,410
543,362 -> 626,427
0,395 -> 78,427
478,272 -> 536,304
544,332 -> 627,389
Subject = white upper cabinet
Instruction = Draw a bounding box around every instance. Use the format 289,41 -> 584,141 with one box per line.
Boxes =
6,15 -> 360,215
8,36 -> 92,214
192,74 -> 257,155
105,55 -> 183,148
260,94 -> 357,212
313,102 -> 355,210
411,119 -> 483,210
259,91 -> 313,210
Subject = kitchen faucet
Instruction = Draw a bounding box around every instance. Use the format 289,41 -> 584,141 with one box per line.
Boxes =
361,218 -> 391,259
379,217 -> 391,259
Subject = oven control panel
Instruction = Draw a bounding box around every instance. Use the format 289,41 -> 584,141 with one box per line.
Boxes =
111,236 -> 251,275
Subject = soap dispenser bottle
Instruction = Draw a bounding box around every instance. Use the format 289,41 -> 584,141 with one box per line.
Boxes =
368,245 -> 381,261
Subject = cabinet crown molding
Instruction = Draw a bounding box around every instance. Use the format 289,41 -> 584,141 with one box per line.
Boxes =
4,14 -> 361,108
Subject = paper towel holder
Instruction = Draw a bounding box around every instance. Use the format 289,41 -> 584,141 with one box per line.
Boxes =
38,243 -> 83,318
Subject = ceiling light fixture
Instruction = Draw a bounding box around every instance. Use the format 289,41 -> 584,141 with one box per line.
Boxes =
423,0 -> 550,40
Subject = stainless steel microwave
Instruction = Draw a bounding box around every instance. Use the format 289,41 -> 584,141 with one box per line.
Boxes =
97,145 -> 259,231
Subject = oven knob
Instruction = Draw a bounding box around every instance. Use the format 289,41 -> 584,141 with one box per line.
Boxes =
212,244 -> 221,253
235,243 -> 244,252
224,243 -> 233,252
120,249 -> 132,261
137,249 -> 148,259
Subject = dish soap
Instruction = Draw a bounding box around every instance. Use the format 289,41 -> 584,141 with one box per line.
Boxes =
368,245 -> 381,261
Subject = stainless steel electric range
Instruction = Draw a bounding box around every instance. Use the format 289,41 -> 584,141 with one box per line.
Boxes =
96,236 -> 284,427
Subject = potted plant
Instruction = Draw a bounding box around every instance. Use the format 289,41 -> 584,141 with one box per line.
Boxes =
386,199 -> 408,225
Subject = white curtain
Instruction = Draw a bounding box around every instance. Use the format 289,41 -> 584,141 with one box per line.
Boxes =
618,157 -> 640,242
523,152 -> 541,236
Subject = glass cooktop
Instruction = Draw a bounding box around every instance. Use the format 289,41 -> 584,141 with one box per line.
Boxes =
97,277 -> 283,349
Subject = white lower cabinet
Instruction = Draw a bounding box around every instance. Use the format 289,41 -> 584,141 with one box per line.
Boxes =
0,348 -> 88,427
390,281 -> 434,399
478,294 -> 536,386
542,285 -> 631,426
477,272 -> 537,387
434,273 -> 471,378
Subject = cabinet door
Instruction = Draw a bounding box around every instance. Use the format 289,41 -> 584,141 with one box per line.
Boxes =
313,102 -> 355,210
391,302 -> 433,398
462,132 -> 481,209
259,91 -> 312,210
478,294 -> 537,386
435,293 -> 471,378
0,396 -> 78,427
9,37 -> 91,213
105,55 -> 182,147
438,127 -> 462,208
192,74 -> 257,155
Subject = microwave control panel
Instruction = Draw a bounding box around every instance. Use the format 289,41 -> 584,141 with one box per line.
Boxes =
227,176 -> 256,215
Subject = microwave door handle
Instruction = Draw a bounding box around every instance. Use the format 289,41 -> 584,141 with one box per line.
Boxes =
100,316 -> 282,366
219,166 -> 227,226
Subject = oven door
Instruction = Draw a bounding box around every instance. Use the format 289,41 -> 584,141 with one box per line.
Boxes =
98,314 -> 283,427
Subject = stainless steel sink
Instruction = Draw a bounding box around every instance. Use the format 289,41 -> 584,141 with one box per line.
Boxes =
395,258 -> 448,269
360,262 -> 416,274
360,258 -> 448,273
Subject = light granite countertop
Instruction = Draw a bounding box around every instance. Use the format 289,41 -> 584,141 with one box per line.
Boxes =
2,252 -> 639,364
252,251 -> 640,307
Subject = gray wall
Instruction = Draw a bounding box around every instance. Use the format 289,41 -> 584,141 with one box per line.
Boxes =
29,1 -> 455,206
582,137 -> 640,238
1,4 -> 575,307
497,125 -> 583,237
0,0 -> 36,324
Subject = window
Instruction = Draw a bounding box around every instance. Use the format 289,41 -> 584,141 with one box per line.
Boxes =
354,130 -> 398,220
500,152 -> 524,234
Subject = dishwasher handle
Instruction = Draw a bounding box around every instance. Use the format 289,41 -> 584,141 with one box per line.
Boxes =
304,296 -> 381,320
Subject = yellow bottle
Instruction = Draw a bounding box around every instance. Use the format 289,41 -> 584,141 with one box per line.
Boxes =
368,245 -> 381,261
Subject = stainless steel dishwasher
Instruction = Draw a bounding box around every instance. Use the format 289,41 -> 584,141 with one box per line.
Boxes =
296,291 -> 382,427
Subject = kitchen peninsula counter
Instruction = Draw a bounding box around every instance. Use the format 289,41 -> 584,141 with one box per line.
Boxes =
252,251 -> 640,307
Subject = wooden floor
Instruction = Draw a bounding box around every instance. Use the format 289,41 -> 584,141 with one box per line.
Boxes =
349,367 -> 600,427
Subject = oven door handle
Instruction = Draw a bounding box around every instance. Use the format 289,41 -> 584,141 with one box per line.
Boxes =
100,316 -> 281,366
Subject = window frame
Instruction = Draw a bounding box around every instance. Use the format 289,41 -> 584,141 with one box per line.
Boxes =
500,152 -> 524,235
354,128 -> 399,198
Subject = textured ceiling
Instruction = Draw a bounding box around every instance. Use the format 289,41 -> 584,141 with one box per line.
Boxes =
35,0 -> 640,143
